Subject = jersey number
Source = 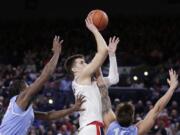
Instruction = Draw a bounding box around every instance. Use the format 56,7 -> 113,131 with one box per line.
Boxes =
113,128 -> 127,135
113,128 -> 119,135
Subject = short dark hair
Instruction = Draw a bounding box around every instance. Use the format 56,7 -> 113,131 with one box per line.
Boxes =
64,54 -> 85,78
116,102 -> 135,127
9,79 -> 26,96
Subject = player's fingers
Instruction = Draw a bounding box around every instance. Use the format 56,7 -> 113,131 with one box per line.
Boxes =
115,38 -> 119,45
171,68 -> 173,73
59,40 -> 64,44
171,69 -> 174,77
81,98 -> 86,102
78,94 -> 83,100
167,78 -> 170,84
86,16 -> 90,23
88,11 -> 94,17
78,94 -> 82,98
87,15 -> 92,23
112,36 -> 116,42
57,36 -> 60,41
79,108 -> 85,111
79,94 -> 85,99
174,71 -> 178,79
116,37 -> 120,42
115,37 -> 118,43
55,35 -> 58,41
87,17 -> 90,23
174,70 -> 176,75
109,37 -> 112,43
80,99 -> 86,104
76,94 -> 80,100
85,19 -> 88,25
169,69 -> 171,76
54,35 -> 57,41
80,95 -> 85,101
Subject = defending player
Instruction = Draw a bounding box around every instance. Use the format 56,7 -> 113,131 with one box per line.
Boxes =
106,69 -> 178,135
0,36 -> 85,135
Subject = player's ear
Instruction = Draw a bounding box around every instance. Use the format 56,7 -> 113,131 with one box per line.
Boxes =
72,67 -> 76,73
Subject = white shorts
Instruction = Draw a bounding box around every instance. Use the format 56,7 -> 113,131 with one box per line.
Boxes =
78,121 -> 104,135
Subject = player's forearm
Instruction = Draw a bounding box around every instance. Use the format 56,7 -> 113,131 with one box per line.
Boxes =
102,91 -> 112,115
92,30 -> 108,54
153,87 -> 175,114
41,52 -> 60,79
96,69 -> 112,114
97,82 -> 112,115
47,107 -> 75,120
106,54 -> 119,85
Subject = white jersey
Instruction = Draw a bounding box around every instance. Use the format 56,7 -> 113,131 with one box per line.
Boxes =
72,80 -> 103,129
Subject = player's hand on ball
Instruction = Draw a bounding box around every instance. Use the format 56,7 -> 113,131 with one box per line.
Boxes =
52,35 -> 63,54
73,94 -> 86,111
108,36 -> 120,56
167,69 -> 179,90
85,16 -> 98,33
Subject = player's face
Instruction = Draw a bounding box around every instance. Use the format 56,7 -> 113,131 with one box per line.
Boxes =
74,58 -> 87,71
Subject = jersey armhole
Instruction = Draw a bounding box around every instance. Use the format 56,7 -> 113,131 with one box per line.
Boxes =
11,101 -> 26,116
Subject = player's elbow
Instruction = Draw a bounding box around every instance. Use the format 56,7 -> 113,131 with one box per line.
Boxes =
36,112 -> 52,121
113,76 -> 119,84
103,47 -> 108,53
153,103 -> 162,114
40,73 -> 51,83
43,64 -> 54,76
150,108 -> 159,121
109,75 -> 119,85
99,46 -> 108,54
46,112 -> 54,121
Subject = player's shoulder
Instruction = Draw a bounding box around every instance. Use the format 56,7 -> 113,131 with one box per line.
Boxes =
109,121 -> 120,128
10,96 -> 17,102
106,121 -> 120,135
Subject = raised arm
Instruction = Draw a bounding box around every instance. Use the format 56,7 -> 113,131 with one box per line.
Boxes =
96,69 -> 116,132
16,36 -> 63,110
35,94 -> 85,121
104,36 -> 120,86
137,69 -> 178,135
79,16 -> 108,82
95,37 -> 119,131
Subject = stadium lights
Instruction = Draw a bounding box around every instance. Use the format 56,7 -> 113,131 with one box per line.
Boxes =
133,76 -> 138,81
144,71 -> 149,76
48,99 -> 54,104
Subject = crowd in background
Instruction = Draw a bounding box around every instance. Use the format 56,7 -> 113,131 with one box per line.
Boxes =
0,16 -> 180,134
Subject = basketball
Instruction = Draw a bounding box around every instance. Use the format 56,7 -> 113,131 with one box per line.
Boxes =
88,9 -> 109,31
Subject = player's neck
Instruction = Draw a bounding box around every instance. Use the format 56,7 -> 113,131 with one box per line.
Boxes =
74,72 -> 81,79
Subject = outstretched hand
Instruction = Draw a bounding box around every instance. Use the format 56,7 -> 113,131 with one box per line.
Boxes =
72,94 -> 86,112
108,36 -> 120,56
167,69 -> 179,90
85,15 -> 98,33
52,35 -> 63,54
